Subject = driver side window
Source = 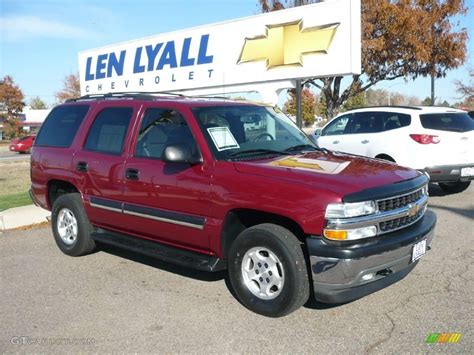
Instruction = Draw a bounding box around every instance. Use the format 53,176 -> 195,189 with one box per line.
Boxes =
134,108 -> 198,159
323,115 -> 350,136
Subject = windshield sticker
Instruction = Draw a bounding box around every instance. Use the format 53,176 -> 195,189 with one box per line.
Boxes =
268,156 -> 350,174
207,126 -> 240,151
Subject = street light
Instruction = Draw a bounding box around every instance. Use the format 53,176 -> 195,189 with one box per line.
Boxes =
379,82 -> 405,105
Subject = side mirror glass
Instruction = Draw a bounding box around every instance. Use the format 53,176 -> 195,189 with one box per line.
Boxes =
162,144 -> 202,165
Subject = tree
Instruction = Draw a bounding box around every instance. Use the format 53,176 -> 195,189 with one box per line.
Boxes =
342,92 -> 365,111
259,0 -> 468,118
284,88 -> 316,125
55,73 -> 81,103
421,97 -> 432,106
29,96 -> 47,109
454,69 -> 474,99
0,75 -> 25,139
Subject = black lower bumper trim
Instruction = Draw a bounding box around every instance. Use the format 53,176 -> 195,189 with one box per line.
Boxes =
313,262 -> 416,303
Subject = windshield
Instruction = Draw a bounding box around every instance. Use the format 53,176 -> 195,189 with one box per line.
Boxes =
192,105 -> 315,160
419,112 -> 474,132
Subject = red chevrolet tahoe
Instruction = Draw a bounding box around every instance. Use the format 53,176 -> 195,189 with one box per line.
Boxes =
30,93 -> 436,317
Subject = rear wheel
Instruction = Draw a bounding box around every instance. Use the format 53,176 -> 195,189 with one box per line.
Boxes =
228,223 -> 309,317
51,193 -> 96,256
438,181 -> 471,194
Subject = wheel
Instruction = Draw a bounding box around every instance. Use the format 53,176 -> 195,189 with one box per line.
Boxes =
375,154 -> 395,163
253,132 -> 274,142
228,223 -> 310,317
438,181 -> 471,194
51,193 -> 96,256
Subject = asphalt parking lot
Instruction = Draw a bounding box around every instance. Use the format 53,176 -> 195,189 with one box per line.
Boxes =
0,146 -> 30,162
1,184 -> 472,353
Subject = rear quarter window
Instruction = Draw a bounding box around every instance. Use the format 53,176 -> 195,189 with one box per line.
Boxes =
35,105 -> 90,147
420,113 -> 474,132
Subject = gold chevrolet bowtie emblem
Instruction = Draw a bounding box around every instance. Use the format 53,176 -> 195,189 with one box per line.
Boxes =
238,21 -> 339,69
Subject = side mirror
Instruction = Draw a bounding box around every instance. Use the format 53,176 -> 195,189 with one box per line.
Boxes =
315,128 -> 322,136
162,144 -> 202,165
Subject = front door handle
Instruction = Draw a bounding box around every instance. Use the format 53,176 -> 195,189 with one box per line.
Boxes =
361,140 -> 369,144
333,140 -> 340,144
125,168 -> 140,181
76,161 -> 88,172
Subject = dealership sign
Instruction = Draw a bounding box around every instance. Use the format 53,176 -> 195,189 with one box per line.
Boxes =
78,0 -> 360,96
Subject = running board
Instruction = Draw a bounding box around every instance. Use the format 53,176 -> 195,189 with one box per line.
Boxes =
91,230 -> 226,272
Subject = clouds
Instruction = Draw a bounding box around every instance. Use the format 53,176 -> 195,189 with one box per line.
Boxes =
0,16 -> 96,41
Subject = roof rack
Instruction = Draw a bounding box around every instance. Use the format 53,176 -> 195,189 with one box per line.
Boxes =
352,105 -> 423,111
65,91 -> 185,103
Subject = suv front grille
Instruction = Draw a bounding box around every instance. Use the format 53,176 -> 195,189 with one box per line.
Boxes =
378,188 -> 424,212
376,186 -> 428,234
379,207 -> 425,233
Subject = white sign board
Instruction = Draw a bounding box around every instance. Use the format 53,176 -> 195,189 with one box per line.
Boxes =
78,0 -> 360,96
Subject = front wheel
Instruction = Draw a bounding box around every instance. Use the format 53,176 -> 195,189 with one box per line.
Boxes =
438,181 -> 471,194
228,223 -> 310,317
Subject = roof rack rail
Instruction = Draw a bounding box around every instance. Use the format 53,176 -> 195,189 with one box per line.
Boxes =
188,94 -> 238,100
65,91 -> 185,103
352,105 -> 423,111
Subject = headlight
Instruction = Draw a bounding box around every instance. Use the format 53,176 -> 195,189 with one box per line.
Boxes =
324,226 -> 377,241
325,201 -> 377,218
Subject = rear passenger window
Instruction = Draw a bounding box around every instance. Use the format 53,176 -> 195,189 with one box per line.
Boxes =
383,114 -> 411,131
35,105 -> 89,147
347,112 -> 383,134
135,108 -> 197,159
84,107 -> 133,155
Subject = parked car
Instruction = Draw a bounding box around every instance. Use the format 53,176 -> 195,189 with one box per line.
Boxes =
9,135 -> 36,153
315,106 -> 474,193
30,94 -> 436,317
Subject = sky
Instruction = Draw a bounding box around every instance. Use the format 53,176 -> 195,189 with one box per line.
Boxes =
1,0 -> 473,108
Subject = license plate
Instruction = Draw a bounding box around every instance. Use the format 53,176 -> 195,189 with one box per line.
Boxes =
412,239 -> 427,262
461,167 -> 474,177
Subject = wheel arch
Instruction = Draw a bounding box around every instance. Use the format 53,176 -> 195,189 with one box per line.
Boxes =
375,153 -> 396,162
47,179 -> 80,209
220,208 -> 306,259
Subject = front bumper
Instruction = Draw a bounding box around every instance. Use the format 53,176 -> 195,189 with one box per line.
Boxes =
307,209 -> 436,304
421,164 -> 474,183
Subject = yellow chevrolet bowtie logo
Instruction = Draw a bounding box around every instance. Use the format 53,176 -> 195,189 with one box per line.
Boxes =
238,21 -> 339,69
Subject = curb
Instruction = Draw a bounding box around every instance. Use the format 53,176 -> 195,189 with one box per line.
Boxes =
0,205 -> 51,231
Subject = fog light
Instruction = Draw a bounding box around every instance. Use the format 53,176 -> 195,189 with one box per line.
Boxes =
361,273 -> 374,281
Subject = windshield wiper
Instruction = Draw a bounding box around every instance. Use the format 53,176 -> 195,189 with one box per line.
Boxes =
284,144 -> 320,153
227,149 -> 291,160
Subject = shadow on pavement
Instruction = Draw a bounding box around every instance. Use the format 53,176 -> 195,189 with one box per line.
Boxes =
429,203 -> 474,220
98,243 -> 226,282
428,183 -> 450,197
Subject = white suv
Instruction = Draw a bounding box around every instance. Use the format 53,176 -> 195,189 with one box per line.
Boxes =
315,106 -> 474,193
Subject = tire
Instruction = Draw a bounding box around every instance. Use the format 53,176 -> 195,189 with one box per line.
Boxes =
438,181 -> 471,194
228,223 -> 310,317
51,193 -> 95,256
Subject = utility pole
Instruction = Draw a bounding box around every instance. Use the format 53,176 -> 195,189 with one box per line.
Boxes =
295,0 -> 303,128
430,74 -> 435,106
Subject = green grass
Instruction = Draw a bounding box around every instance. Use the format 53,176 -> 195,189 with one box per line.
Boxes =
0,191 -> 32,211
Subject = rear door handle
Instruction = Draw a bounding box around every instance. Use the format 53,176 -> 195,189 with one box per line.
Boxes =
333,140 -> 339,144
125,168 -> 140,181
361,140 -> 369,144
76,161 -> 88,172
